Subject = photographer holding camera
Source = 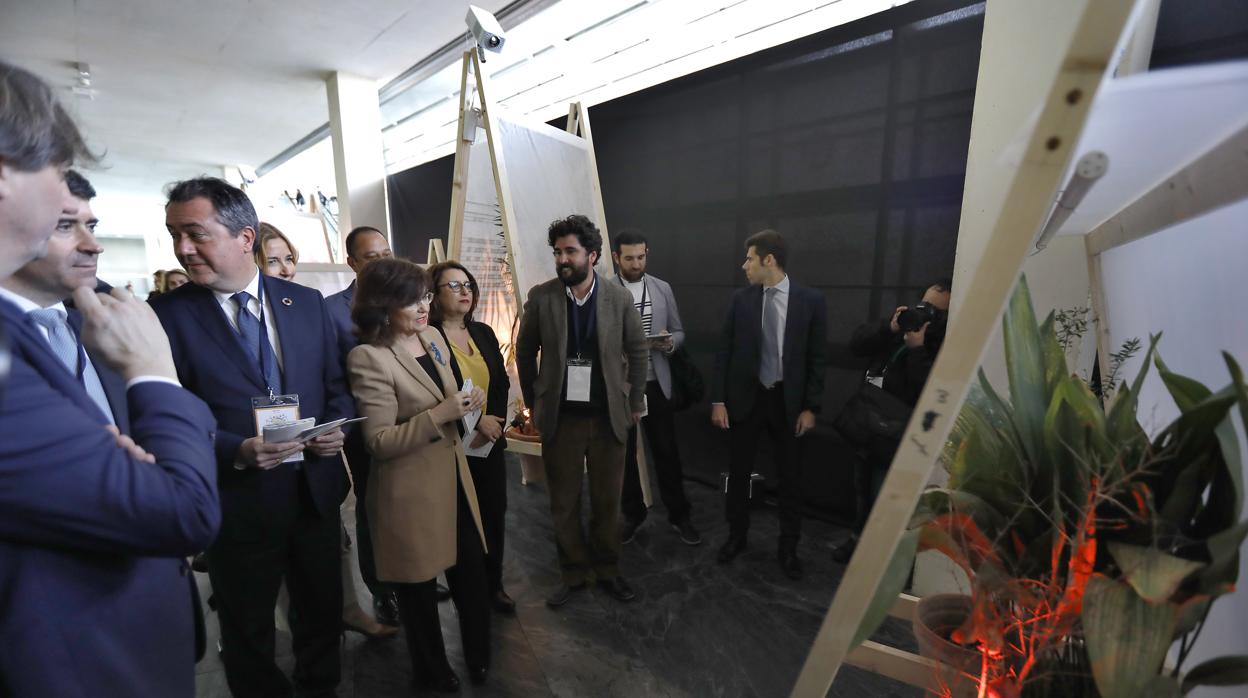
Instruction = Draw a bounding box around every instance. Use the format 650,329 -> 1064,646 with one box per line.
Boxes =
830,279 -> 950,562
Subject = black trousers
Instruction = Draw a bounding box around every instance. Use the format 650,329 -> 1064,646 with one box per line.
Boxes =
725,383 -> 804,548
622,380 -> 692,524
852,436 -> 899,533
209,476 -> 342,698
392,483 -> 491,681
344,429 -> 387,599
467,444 -> 508,595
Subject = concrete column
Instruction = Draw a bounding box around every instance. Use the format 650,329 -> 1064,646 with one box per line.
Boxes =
326,72 -> 391,248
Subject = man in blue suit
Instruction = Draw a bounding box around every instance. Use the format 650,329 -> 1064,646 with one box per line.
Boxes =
153,177 -> 354,698
0,61 -> 220,697
3,170 -> 128,432
710,229 -> 827,580
324,224 -> 401,626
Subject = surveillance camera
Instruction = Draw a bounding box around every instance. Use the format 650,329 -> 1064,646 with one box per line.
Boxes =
466,5 -> 506,54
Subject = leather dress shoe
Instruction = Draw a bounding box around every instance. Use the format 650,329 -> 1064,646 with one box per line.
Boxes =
672,519 -> 702,545
468,664 -> 489,685
190,551 -> 209,573
492,588 -> 516,615
342,603 -> 399,640
373,592 -> 400,627
717,535 -> 747,563
546,581 -> 587,608
436,582 -> 452,601
416,669 -> 461,694
779,548 -> 804,580
831,535 -> 858,564
620,516 -> 644,544
596,576 -> 636,602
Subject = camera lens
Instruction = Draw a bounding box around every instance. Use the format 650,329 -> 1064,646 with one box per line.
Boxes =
487,35 -> 501,48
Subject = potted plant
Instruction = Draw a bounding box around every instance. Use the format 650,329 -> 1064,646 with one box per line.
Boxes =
853,276 -> 1248,698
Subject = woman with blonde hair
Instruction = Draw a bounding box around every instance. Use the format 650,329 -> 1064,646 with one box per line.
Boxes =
254,222 -> 298,281
163,269 -> 190,291
256,230 -> 398,641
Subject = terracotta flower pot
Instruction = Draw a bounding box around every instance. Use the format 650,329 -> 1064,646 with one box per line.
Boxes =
913,594 -> 982,695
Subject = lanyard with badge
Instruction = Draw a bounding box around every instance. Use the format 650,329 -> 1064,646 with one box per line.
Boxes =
246,277 -> 301,435
866,344 -> 908,389
566,285 -> 597,403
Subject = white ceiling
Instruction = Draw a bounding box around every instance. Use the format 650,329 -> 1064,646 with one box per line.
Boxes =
0,0 -> 511,198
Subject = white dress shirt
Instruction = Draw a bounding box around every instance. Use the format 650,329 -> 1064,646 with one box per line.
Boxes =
564,271 -> 597,307
212,269 -> 285,371
0,285 -> 176,403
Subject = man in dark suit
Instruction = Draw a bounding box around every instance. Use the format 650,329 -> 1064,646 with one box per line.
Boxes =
1,169 -> 128,431
516,215 -> 650,608
153,177 -> 354,698
324,224 -> 400,625
0,61 -> 221,697
710,229 -> 827,579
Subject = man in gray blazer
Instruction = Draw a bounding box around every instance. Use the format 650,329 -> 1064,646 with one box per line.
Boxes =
516,215 -> 649,608
612,231 -> 701,546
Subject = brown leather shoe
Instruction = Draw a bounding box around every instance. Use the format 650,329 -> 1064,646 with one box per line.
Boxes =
342,603 -> 399,640
492,589 -> 516,615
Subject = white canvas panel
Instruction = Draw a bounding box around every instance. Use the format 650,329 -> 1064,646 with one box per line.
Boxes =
1053,59 -> 1248,238
495,113 -> 610,304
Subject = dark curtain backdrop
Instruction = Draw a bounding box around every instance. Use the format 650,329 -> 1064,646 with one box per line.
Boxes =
387,155 -> 453,260
589,0 -> 984,520
1151,0 -> 1248,69
387,0 -> 986,523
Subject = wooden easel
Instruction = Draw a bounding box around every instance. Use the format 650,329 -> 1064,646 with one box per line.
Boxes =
441,50 -> 651,506
426,238 -> 446,265
790,0 -> 1141,694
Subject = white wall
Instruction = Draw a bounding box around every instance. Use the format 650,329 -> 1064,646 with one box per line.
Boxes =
1098,199 -> 1248,696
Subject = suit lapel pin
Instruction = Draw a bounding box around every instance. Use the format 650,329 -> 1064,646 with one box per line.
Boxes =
281,297 -> 293,306
430,342 -> 446,366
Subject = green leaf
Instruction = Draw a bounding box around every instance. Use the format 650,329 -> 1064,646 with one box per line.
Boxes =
1106,542 -> 1204,603
1155,353 -> 1213,413
1002,275 -> 1049,471
1039,311 -> 1068,394
1157,456 -> 1212,537
1181,655 -> 1248,694
1144,675 -> 1181,698
1106,334 -> 1158,445
1084,575 -> 1178,698
1220,352 -> 1248,519
851,528 -> 920,649
1197,518 -> 1248,595
1173,595 -> 1211,637
912,488 -> 1009,539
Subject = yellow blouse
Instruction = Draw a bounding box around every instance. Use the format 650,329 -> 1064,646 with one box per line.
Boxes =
450,334 -> 491,412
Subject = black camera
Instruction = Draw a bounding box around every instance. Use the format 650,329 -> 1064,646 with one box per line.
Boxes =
897,302 -> 945,333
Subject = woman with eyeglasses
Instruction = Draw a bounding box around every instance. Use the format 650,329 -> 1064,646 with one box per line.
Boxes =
347,258 -> 492,691
428,261 -> 514,615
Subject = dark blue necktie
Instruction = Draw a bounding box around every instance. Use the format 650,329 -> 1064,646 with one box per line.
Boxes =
232,291 -> 282,392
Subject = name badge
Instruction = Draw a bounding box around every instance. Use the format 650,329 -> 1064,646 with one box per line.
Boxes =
252,393 -> 301,436
566,358 -> 593,402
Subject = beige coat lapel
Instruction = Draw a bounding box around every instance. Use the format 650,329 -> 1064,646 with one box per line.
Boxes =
388,341 -> 444,401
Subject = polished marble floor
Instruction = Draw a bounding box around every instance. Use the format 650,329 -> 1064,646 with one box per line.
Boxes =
195,454 -> 920,697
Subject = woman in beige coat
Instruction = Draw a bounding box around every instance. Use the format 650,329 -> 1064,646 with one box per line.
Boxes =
347,258 -> 492,692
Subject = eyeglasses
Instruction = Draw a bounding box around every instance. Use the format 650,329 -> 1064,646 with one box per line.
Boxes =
439,280 -> 477,294
417,292 -> 434,305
